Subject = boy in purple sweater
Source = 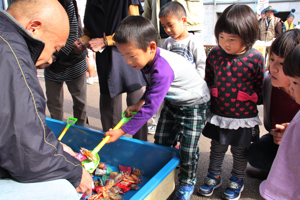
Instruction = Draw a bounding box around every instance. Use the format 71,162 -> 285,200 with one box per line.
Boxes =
104,16 -> 210,200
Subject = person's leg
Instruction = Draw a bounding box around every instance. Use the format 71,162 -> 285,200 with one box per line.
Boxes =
126,87 -> 148,141
66,73 -> 87,126
222,146 -> 247,200
86,50 -> 97,85
177,103 -> 208,185
45,78 -> 64,121
208,139 -> 229,176
154,102 -> 178,147
199,139 -> 227,196
0,179 -> 79,200
246,133 -> 279,172
231,146 -> 248,179
100,93 -> 122,132
148,102 -> 164,134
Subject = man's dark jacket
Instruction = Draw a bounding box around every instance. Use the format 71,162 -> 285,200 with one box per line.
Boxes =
0,11 -> 82,187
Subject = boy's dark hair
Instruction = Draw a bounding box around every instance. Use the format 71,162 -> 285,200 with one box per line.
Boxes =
270,29 -> 300,58
283,44 -> 300,77
159,1 -> 186,19
113,16 -> 158,51
215,4 -> 258,51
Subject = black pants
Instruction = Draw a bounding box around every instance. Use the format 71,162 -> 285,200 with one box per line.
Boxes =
208,139 -> 248,179
246,133 -> 279,171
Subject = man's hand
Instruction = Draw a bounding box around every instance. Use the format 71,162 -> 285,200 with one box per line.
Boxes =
270,123 -> 289,145
88,38 -> 106,52
104,129 -> 126,144
76,168 -> 93,196
61,142 -> 77,157
73,38 -> 88,52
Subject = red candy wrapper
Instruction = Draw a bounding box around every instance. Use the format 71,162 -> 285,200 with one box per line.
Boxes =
75,152 -> 87,162
115,180 -> 132,194
119,165 -> 131,174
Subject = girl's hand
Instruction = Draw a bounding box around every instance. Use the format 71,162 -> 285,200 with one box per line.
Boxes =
104,129 -> 126,143
270,123 -> 289,145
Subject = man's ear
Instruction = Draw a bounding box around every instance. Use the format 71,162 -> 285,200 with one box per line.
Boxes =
25,19 -> 43,36
149,41 -> 157,52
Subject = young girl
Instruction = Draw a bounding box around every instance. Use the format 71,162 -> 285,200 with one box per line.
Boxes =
246,29 -> 300,179
198,4 -> 265,200
260,44 -> 300,200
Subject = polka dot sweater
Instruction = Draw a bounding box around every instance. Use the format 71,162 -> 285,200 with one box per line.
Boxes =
205,46 -> 264,119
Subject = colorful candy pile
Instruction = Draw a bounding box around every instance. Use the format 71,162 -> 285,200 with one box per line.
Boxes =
82,163 -> 143,200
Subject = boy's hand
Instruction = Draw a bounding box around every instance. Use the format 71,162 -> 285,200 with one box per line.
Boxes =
104,129 -> 126,143
125,105 -> 139,117
125,100 -> 145,117
270,123 -> 289,145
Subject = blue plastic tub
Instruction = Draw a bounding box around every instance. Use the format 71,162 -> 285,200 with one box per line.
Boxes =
46,118 -> 180,200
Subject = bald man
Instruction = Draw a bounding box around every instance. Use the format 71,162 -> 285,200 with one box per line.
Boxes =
0,0 -> 92,199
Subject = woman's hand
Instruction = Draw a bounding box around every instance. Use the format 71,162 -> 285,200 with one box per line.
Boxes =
270,123 -> 289,145
88,38 -> 106,52
73,38 -> 88,52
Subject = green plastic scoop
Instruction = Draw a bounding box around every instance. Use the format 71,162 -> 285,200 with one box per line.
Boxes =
82,111 -> 136,173
58,117 -> 78,141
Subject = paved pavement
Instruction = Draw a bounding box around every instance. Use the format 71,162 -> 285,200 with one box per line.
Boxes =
37,70 -> 266,200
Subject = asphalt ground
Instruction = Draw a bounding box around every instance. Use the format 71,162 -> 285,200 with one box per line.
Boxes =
37,70 -> 266,200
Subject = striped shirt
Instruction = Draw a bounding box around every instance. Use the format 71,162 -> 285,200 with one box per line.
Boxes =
44,1 -> 87,82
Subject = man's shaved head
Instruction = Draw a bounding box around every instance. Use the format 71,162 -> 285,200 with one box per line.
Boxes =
7,0 -> 70,68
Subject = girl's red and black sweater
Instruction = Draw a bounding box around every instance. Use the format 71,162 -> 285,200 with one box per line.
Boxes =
205,46 -> 264,119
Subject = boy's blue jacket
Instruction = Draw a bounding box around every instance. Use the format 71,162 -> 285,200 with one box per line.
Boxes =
0,11 -> 82,187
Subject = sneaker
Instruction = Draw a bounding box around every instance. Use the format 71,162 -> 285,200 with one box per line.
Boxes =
87,77 -> 94,85
93,76 -> 99,82
198,174 -> 222,196
148,125 -> 156,135
173,184 -> 194,200
223,176 -> 244,200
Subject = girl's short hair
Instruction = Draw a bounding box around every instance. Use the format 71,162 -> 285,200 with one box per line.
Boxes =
113,16 -> 158,51
283,44 -> 300,77
270,29 -> 300,58
215,4 -> 258,51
